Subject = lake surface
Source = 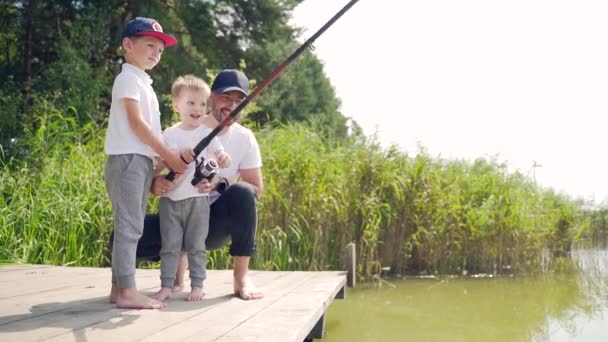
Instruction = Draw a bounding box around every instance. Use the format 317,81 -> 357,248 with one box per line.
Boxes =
324,248 -> 608,341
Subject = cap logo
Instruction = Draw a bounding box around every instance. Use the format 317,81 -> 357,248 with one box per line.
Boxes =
151,21 -> 163,32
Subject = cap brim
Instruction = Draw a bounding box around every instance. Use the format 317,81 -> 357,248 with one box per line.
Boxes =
214,86 -> 248,97
138,31 -> 177,47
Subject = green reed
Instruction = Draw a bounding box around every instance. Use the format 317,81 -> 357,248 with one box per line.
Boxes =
1,111 -> 111,267
0,113 -> 588,280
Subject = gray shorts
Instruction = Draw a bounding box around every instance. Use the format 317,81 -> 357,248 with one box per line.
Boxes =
104,154 -> 154,288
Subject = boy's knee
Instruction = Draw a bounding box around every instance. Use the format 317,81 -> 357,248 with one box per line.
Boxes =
113,228 -> 142,245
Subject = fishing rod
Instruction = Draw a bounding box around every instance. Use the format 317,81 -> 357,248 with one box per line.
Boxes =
165,0 -> 360,181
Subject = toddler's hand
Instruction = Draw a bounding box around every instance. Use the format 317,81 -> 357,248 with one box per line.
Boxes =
195,179 -> 215,193
216,151 -> 231,168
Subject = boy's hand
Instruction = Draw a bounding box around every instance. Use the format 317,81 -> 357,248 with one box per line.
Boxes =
216,151 -> 231,168
165,150 -> 188,174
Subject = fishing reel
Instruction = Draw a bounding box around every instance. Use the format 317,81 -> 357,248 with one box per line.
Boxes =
191,157 -> 219,186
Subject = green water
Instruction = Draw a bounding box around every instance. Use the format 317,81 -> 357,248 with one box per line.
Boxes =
324,249 -> 608,342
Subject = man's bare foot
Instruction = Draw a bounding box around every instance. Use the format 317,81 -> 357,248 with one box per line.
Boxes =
172,282 -> 184,293
234,277 -> 264,300
109,285 -> 118,304
186,286 -> 205,301
115,289 -> 166,309
152,287 -> 173,302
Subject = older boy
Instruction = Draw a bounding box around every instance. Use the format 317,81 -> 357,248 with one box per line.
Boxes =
105,17 -> 188,309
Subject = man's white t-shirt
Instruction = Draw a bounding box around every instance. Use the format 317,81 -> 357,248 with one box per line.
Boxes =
104,63 -> 162,158
161,124 -> 224,202
214,122 -> 262,186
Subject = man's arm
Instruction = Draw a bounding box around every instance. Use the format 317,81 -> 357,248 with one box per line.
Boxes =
124,98 -> 187,173
238,167 -> 263,198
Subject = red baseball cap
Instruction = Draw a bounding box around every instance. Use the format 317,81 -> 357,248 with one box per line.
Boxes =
121,17 -> 177,47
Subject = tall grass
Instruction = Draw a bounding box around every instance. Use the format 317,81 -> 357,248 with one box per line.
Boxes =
0,113 -> 589,280
1,110 -> 111,266
254,125 -> 587,278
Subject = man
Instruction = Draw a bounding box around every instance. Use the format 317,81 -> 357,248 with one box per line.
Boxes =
151,69 -> 263,300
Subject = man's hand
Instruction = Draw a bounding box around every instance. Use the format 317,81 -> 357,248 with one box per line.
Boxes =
151,174 -> 181,195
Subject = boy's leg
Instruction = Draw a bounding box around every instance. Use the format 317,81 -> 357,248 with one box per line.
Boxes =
105,154 -> 164,309
183,197 -> 210,301
173,250 -> 188,292
205,183 -> 263,300
154,198 -> 184,301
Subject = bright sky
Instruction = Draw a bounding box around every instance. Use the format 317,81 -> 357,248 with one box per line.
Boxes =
291,0 -> 608,205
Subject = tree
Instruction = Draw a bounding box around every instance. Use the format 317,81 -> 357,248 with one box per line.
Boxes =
0,0 -> 353,145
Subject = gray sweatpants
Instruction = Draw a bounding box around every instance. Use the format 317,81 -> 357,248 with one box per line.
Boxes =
159,196 -> 210,288
104,154 -> 154,289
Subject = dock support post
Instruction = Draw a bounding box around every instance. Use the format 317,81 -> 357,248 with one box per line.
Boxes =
346,243 -> 356,288
305,311 -> 327,341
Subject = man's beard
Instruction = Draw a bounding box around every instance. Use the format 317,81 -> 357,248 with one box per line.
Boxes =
212,108 -> 236,127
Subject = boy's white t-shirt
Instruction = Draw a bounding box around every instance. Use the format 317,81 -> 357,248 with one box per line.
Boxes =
104,63 -> 162,158
161,124 -> 224,201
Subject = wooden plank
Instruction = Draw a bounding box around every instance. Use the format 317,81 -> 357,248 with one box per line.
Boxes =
44,271 -> 292,342
0,266 -> 104,283
0,267 -> 113,299
0,267 -> 163,301
0,265 -> 52,273
0,270 -> 243,341
141,272 -> 317,342
0,266 -> 208,326
215,272 -> 346,342
0,275 -> 164,342
0,266 -> 347,342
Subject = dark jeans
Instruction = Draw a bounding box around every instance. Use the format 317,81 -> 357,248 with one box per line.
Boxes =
206,182 -> 258,256
109,182 -> 258,261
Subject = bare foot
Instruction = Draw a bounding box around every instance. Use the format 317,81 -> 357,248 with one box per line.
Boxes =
115,289 -> 166,309
186,286 -> 205,301
152,287 -> 173,302
172,282 -> 184,293
109,285 -> 118,304
234,277 -> 264,300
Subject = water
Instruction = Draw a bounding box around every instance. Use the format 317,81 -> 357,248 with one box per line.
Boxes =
324,248 -> 608,342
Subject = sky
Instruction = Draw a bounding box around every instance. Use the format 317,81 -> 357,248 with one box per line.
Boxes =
291,0 -> 608,204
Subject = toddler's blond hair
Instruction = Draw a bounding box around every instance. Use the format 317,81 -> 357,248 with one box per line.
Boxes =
171,75 -> 210,98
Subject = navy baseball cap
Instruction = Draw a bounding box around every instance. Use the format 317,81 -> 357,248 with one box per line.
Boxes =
121,17 -> 177,47
211,69 -> 249,97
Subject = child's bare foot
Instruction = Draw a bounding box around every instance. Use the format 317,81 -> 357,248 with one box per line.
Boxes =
115,289 -> 165,309
172,282 -> 184,293
234,277 -> 264,300
109,285 -> 118,304
152,287 -> 173,302
186,286 -> 205,301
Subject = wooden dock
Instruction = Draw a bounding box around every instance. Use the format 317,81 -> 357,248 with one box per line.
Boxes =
0,265 -> 346,342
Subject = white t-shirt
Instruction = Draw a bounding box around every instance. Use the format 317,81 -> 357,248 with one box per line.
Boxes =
161,124 -> 224,201
104,63 -> 162,158
213,122 -> 262,186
